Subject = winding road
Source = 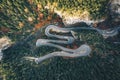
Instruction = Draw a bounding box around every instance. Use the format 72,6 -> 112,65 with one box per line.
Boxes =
25,25 -> 120,64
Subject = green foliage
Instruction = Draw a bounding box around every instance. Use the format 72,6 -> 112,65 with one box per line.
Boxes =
1,30 -> 120,80
38,0 -> 110,19
0,0 -> 110,41
0,0 -> 37,41
0,0 -> 120,80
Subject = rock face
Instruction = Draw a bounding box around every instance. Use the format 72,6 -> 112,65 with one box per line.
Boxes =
54,10 -> 92,26
0,37 -> 11,60
51,0 -> 109,26
108,0 -> 120,22
54,0 -> 120,27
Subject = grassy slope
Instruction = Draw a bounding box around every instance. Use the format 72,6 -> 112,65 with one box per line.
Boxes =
0,0 -> 120,80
